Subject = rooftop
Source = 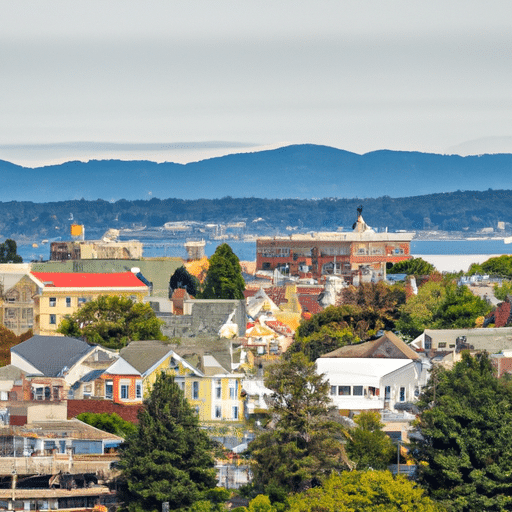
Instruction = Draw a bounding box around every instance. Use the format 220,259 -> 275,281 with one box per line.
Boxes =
31,271 -> 148,289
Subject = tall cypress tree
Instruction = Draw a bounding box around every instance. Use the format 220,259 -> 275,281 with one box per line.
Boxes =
118,373 -> 217,512
201,243 -> 245,299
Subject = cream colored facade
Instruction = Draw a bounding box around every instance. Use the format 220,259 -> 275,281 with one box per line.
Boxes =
34,287 -> 148,336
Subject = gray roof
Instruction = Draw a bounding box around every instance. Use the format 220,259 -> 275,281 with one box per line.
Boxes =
11,335 -> 95,377
0,365 -> 27,381
119,339 -> 173,375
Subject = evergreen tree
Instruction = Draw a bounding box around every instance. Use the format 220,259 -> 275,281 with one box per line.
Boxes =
387,257 -> 436,276
250,352 -> 348,494
201,243 -> 245,299
345,411 -> 395,470
169,265 -> 199,297
413,352 -> 512,511
118,373 -> 217,512
0,239 -> 22,263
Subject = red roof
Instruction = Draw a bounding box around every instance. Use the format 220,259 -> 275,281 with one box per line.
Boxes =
31,272 -> 147,289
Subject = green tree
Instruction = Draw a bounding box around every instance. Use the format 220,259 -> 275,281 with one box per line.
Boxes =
468,255 -> 512,278
387,257 -> 436,276
169,265 -> 199,297
76,412 -> 137,438
413,352 -> 512,511
0,239 -> 22,263
493,281 -> 512,302
249,352 -> 348,494
287,471 -> 441,512
118,373 -> 217,512
396,281 -> 491,340
345,411 -> 395,470
201,243 -> 245,299
57,295 -> 165,349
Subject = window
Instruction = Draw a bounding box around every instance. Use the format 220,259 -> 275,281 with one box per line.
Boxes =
192,381 -> 199,400
78,297 -> 87,307
229,379 -> 238,399
136,381 -> 142,399
49,314 -> 56,325
49,297 -> 56,307
65,297 -> 71,307
400,387 -> 406,402
120,384 -> 129,400
338,386 -> 351,396
105,380 -> 113,400
438,342 -> 447,348
215,380 -> 222,399
215,406 -> 222,419
385,386 -> 391,400
353,386 -> 363,396
330,386 -> 337,396
232,406 -> 239,420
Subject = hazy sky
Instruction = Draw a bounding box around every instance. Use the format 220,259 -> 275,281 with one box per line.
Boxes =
2,1 -> 512,165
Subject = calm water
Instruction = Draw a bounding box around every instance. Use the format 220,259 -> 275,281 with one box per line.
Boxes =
17,237 -> 512,263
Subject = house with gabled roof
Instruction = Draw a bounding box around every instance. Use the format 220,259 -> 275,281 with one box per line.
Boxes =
317,332 -> 427,413
30,271 -> 149,336
10,335 -> 116,387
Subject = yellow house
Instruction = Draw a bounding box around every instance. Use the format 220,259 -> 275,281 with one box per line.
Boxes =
117,340 -> 245,423
30,271 -> 149,336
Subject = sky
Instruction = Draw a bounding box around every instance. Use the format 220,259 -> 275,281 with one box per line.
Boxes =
2,1 -> 512,166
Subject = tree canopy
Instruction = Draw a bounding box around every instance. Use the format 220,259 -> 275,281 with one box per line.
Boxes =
396,281 -> 491,340
387,257 -> 436,276
118,373 -> 217,512
287,471 -> 441,512
249,352 -> 348,494
345,411 -> 395,471
169,265 -> 199,297
413,352 -> 512,511
468,255 -> 512,279
290,282 -> 405,360
57,295 -> 165,349
200,243 -> 245,300
0,239 -> 22,263
76,412 -> 137,438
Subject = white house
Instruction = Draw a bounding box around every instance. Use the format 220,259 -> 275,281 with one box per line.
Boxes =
316,357 -> 422,412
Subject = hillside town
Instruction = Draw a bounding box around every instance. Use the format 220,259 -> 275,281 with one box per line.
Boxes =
0,207 -> 509,511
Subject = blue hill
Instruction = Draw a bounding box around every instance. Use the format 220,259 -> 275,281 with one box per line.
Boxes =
1,144 -> 511,202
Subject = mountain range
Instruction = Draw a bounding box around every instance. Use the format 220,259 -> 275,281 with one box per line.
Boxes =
2,144 -> 512,202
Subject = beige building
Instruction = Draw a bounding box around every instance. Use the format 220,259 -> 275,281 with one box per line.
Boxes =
30,271 -> 149,335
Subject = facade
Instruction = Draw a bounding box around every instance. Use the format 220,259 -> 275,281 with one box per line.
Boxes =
30,271 -> 149,335
0,274 -> 38,336
256,211 -> 414,281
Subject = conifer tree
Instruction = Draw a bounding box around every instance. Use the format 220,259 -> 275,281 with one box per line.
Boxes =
118,373 -> 217,512
201,243 -> 245,299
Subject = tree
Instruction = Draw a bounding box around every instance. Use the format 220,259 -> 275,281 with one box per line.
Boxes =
249,352 -> 348,494
0,327 -> 32,366
387,257 -> 436,276
287,471 -> 441,512
57,295 -> 165,349
493,281 -> 512,302
169,265 -> 199,297
396,281 -> 491,340
118,373 -> 217,512
290,281 -> 406,361
0,239 -> 22,263
201,243 -> 245,300
76,412 -> 137,438
345,411 -> 395,470
468,255 -> 512,279
413,352 -> 512,511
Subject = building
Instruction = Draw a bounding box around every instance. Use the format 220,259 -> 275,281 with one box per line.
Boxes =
316,332 -> 427,413
0,268 -> 40,336
256,208 -> 414,282
30,271 -> 149,335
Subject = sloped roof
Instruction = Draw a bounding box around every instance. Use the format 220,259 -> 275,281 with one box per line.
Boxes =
11,335 -> 95,377
105,357 -> 141,376
119,340 -> 173,375
321,331 -> 419,360
31,271 -> 147,289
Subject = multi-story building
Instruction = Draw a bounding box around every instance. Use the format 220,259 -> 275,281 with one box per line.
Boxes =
256,210 -> 414,282
30,271 -> 149,335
